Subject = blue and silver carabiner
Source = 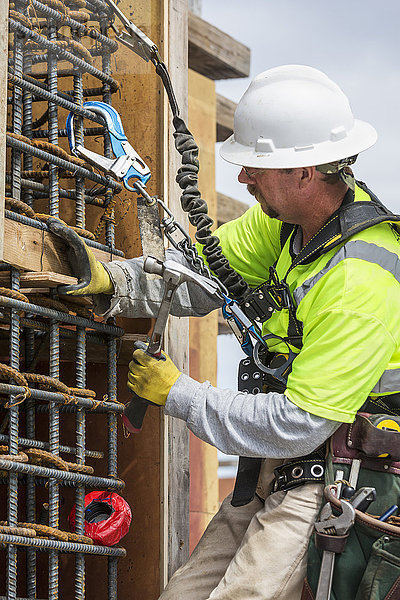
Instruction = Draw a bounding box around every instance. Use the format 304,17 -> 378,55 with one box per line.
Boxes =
66,101 -> 151,191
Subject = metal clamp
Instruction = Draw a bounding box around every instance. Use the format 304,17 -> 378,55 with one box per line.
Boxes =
66,101 -> 151,191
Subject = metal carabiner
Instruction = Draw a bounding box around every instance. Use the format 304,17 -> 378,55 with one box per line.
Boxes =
66,101 -> 151,191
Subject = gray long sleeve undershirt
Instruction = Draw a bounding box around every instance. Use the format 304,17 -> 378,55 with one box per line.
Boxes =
166,374 -> 341,458
96,249 -> 342,458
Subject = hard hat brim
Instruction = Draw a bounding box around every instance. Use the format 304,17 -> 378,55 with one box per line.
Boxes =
219,119 -> 377,169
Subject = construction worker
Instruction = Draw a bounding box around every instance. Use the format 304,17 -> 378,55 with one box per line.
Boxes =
50,65 -> 400,599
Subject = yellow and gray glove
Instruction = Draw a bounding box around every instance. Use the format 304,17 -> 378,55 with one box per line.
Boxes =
127,348 -> 181,406
47,217 -> 114,295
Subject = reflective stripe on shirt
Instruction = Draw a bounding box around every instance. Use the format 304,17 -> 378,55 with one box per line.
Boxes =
293,239 -> 400,394
293,240 -> 400,305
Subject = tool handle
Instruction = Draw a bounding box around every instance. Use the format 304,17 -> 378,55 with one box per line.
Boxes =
122,392 -> 149,434
122,341 -> 164,434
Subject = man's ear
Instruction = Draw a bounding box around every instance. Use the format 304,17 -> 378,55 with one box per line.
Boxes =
298,166 -> 315,188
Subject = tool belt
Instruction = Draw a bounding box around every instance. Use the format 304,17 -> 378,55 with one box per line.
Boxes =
303,410 -> 400,600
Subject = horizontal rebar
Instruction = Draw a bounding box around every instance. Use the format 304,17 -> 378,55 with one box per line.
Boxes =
9,20 -> 119,88
0,534 -> 126,556
0,383 -> 124,414
8,71 -> 105,124
32,127 -> 106,139
0,295 -> 124,335
6,178 -> 106,207
5,211 -> 124,255
6,136 -> 122,192
30,0 -> 118,51
0,434 -> 103,459
0,459 -> 125,489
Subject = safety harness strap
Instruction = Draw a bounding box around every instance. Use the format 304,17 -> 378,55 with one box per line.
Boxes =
240,184 -> 400,350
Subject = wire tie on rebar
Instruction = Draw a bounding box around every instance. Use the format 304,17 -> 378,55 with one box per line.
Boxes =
0,446 -> 29,463
5,197 -> 36,218
62,393 -> 75,405
89,398 -> 103,411
4,386 -> 32,408
0,287 -> 29,304
122,422 -> 131,439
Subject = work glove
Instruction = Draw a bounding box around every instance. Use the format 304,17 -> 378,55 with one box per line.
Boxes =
127,348 -> 181,406
47,217 -> 114,295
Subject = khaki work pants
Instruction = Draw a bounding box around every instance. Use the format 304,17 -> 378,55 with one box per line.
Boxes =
160,459 -> 323,600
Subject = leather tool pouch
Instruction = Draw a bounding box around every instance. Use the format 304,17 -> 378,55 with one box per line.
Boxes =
302,412 -> 400,600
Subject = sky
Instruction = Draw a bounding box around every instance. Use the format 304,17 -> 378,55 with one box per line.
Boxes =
198,1 -> 400,469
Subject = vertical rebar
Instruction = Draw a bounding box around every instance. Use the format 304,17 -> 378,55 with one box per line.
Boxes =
107,558 -> 118,600
11,5 -> 24,201
7,9 -> 25,594
48,312 -> 60,600
7,268 -> 21,600
72,27 -> 85,229
47,17 -> 59,217
47,16 -> 60,596
106,330 -> 118,599
22,45 -> 33,207
23,5 -> 36,593
25,323 -> 37,598
75,327 -> 87,600
100,16 -> 115,250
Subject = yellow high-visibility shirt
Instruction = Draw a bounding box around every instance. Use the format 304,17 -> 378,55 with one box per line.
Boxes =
200,184 -> 400,423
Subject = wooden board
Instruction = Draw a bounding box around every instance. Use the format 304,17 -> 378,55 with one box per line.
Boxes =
163,0 -> 190,585
216,94 -> 236,142
0,4 -> 7,262
2,218 -> 123,275
0,271 -> 78,288
188,69 -> 219,552
188,12 -> 250,80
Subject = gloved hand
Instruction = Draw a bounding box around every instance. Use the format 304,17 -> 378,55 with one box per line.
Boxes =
127,348 -> 181,406
47,217 -> 114,295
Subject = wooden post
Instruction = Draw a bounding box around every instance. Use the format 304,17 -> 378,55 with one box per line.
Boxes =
162,0 -> 190,586
188,69 -> 219,553
0,3 -> 7,261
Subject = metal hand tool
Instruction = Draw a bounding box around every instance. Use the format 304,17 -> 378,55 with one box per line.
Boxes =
314,500 -> 356,600
334,469 -> 344,498
348,457 -> 361,489
122,257 -> 222,434
103,0 -> 160,63
66,101 -> 165,261
348,486 -> 376,512
66,101 -> 151,191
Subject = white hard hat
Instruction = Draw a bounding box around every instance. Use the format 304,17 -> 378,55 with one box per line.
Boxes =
220,65 -> 377,169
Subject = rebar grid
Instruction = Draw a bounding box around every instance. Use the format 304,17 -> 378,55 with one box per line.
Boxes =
2,1 -> 126,597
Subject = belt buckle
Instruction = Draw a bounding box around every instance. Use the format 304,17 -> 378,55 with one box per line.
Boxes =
273,471 -> 286,492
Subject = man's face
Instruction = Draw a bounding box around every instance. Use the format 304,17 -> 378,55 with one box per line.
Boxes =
238,167 -> 299,222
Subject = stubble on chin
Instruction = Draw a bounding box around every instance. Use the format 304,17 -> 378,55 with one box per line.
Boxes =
247,184 -> 279,219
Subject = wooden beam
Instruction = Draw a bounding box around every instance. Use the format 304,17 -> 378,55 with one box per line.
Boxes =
2,218 -> 123,275
163,0 -> 190,586
217,192 -> 248,227
216,94 -> 236,142
218,308 -> 233,335
188,69 -> 219,554
0,4 -> 7,262
188,12 -> 250,80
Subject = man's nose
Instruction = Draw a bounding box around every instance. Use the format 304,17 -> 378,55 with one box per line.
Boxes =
238,167 -> 252,184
